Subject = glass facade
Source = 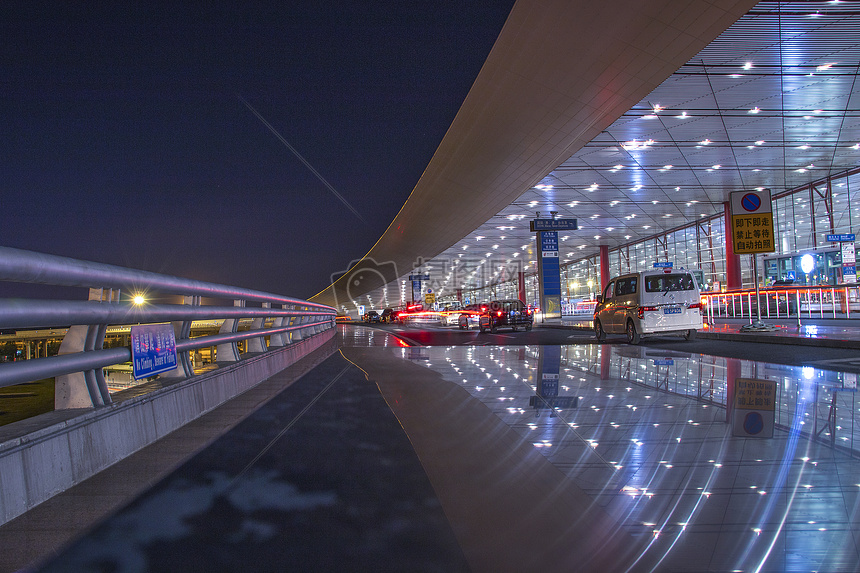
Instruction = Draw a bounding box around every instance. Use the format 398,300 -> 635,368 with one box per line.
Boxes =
460,169 -> 860,311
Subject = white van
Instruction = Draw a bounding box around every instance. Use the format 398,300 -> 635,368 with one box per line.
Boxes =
593,269 -> 703,344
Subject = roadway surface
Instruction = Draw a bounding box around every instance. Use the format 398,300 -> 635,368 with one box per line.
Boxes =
357,320 -> 860,373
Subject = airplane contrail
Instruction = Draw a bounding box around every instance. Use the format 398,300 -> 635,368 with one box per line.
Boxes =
237,93 -> 368,225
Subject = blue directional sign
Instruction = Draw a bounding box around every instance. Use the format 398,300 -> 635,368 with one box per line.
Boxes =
408,274 -> 430,281
653,262 -> 673,268
530,218 -> 578,231
130,324 -> 177,380
827,234 -> 855,242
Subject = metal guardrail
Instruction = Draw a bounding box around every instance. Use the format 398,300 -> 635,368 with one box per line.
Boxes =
0,246 -> 336,405
702,285 -> 860,326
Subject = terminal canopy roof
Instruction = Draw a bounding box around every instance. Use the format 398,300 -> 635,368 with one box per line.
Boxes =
311,0 -> 860,311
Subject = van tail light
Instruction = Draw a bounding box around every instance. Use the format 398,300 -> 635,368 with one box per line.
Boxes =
638,306 -> 657,319
688,303 -> 703,310
497,311 -> 503,317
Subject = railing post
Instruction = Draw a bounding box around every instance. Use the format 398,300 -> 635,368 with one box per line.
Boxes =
796,289 -> 802,327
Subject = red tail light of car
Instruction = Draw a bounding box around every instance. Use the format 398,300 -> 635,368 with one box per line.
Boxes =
638,306 -> 657,319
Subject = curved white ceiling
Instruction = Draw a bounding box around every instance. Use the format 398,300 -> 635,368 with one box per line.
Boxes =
311,0 -> 805,310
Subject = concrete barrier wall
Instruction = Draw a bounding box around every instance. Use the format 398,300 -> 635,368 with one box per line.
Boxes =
0,328 -> 335,526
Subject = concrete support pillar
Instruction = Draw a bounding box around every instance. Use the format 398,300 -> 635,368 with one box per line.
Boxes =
162,295 -> 198,380
215,300 -> 243,362
724,201 -> 742,289
599,245 -> 610,291
246,302 -> 269,354
269,312 -> 286,348
56,288 -> 113,409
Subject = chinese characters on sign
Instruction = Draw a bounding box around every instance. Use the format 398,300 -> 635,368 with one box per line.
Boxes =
130,323 -> 178,380
828,234 -> 857,284
729,190 -> 775,254
732,377 -> 776,438
732,214 -> 775,254
529,218 -> 578,231
734,378 -> 776,411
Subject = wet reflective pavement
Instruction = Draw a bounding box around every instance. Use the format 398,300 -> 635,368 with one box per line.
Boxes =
389,343 -> 860,572
342,326 -> 860,571
19,325 -> 860,572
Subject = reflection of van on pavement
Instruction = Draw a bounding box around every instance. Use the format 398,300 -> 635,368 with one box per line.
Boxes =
593,269 -> 703,344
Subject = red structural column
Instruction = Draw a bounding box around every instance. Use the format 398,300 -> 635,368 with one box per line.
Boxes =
725,356 -> 742,424
724,201 -> 741,289
518,271 -> 526,303
599,245 -> 610,291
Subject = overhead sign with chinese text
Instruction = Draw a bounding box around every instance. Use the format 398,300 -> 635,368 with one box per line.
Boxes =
730,190 -> 775,254
842,241 -> 856,283
530,218 -> 578,232
535,230 -> 561,318
130,324 -> 178,380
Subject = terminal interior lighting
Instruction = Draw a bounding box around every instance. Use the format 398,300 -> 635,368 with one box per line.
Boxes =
132,294 -> 146,305
800,254 -> 815,274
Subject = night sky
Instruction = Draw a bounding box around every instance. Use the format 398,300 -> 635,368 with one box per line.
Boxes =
2,2 -> 515,299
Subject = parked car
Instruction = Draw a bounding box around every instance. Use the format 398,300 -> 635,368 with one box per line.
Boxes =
593,269 -> 702,344
457,304 -> 485,329
380,308 -> 399,323
478,300 -> 533,333
363,310 -> 380,323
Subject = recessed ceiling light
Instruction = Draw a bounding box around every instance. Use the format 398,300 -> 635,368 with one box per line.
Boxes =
749,107 -> 760,114
699,139 -> 711,145
743,62 -> 753,70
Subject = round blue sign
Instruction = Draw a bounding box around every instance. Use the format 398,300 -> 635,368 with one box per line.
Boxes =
743,411 -> 764,435
741,193 -> 761,212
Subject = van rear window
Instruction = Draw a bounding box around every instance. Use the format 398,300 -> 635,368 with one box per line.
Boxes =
645,273 -> 696,292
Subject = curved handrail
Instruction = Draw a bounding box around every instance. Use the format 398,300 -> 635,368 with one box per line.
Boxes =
0,248 -> 336,399
0,246 -> 331,310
